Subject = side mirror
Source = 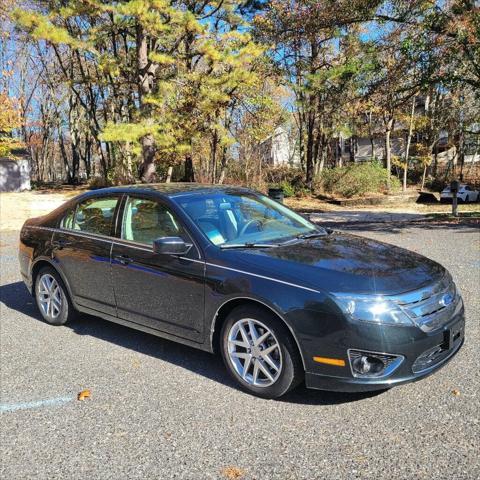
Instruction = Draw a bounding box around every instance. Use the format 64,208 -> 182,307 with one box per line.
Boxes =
153,237 -> 191,256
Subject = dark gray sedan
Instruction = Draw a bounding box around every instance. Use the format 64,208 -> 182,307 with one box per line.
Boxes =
19,184 -> 465,398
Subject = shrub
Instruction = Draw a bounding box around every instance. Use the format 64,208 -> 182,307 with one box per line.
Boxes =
265,166 -> 305,197
264,166 -> 304,186
88,176 -> 109,189
318,161 -> 401,198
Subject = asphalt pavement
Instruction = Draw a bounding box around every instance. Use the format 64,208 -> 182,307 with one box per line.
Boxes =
1,222 -> 479,479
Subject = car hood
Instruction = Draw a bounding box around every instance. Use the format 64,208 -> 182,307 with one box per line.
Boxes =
225,232 -> 445,296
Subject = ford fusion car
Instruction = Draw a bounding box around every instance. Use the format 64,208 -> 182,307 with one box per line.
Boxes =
19,184 -> 465,398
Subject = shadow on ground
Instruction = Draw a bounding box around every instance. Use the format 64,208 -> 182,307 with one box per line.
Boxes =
307,211 -> 480,234
0,280 -> 380,406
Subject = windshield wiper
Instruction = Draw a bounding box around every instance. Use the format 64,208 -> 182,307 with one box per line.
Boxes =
220,243 -> 278,249
295,230 -> 327,240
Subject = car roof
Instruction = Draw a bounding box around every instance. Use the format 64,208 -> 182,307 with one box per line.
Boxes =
79,183 -> 254,200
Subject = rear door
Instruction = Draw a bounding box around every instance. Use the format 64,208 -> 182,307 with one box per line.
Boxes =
52,194 -> 122,316
111,194 -> 205,342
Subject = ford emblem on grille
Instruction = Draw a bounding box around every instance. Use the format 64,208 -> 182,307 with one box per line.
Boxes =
440,293 -> 454,307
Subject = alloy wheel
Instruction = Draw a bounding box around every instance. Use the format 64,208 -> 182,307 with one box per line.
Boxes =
227,318 -> 283,387
37,273 -> 63,321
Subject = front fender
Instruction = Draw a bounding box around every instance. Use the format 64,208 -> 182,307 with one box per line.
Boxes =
203,263 -> 341,369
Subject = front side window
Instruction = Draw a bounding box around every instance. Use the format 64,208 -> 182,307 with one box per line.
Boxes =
63,196 -> 119,236
60,209 -> 76,229
175,192 -> 322,247
122,197 -> 184,245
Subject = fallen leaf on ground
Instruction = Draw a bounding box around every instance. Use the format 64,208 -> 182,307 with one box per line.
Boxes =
221,466 -> 245,479
452,389 -> 460,396
132,358 -> 141,368
77,389 -> 91,401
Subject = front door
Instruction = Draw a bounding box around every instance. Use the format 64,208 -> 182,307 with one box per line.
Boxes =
111,195 -> 205,342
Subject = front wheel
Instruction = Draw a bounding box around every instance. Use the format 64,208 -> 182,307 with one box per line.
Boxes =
220,305 -> 303,398
35,267 -> 76,325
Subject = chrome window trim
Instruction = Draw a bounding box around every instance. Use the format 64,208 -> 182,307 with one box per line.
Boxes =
29,225 -> 113,244
56,227 -> 114,244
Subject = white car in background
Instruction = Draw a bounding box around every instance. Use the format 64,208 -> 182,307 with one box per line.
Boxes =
440,184 -> 479,203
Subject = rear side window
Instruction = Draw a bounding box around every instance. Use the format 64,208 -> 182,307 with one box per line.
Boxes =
122,197 -> 184,245
61,196 -> 119,236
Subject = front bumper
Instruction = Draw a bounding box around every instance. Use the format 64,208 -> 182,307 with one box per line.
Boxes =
303,306 -> 465,393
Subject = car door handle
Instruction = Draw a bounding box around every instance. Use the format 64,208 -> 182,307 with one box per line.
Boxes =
114,254 -> 133,265
51,239 -> 71,249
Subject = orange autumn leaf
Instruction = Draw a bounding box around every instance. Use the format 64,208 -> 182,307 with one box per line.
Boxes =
77,389 -> 91,401
221,466 -> 245,479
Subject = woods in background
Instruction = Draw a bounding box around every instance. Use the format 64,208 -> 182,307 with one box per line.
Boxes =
1,0 -> 479,191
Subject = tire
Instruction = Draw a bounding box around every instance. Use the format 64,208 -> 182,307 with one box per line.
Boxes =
34,266 -> 77,326
220,305 -> 304,399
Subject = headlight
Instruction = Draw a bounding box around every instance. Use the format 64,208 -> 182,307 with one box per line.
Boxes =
333,294 -> 414,326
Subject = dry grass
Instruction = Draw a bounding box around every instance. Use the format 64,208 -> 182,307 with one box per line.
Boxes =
0,188 -> 84,231
286,196 -> 480,215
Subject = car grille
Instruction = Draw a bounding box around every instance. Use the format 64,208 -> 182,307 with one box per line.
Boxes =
391,274 -> 460,333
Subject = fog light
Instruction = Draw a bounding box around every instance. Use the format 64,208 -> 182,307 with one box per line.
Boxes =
352,355 -> 385,375
348,349 -> 404,378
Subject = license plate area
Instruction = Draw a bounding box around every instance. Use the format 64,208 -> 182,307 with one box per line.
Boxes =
444,324 -> 464,350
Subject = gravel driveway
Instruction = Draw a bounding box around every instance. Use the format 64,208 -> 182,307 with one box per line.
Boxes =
1,221 -> 479,479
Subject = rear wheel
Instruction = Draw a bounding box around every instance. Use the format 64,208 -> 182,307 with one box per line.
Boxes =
220,305 -> 303,398
35,267 -> 76,325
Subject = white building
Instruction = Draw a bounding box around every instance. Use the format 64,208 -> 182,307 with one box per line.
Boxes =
0,155 -> 31,192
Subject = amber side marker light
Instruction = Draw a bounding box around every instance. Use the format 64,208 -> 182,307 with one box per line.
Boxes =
313,356 -> 346,367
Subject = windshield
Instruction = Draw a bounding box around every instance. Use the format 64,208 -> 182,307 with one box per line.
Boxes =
174,191 -> 323,247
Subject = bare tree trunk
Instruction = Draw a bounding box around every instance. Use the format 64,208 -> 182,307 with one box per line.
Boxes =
458,94 -> 465,181
58,131 -> 72,184
184,154 -> 195,182
421,164 -> 427,191
218,146 -> 228,185
165,166 -> 173,183
305,115 -> 315,187
211,128 -> 218,183
139,134 -> 156,182
136,23 -> 157,183
384,117 -> 394,191
403,96 -> 416,192
366,111 -> 375,159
